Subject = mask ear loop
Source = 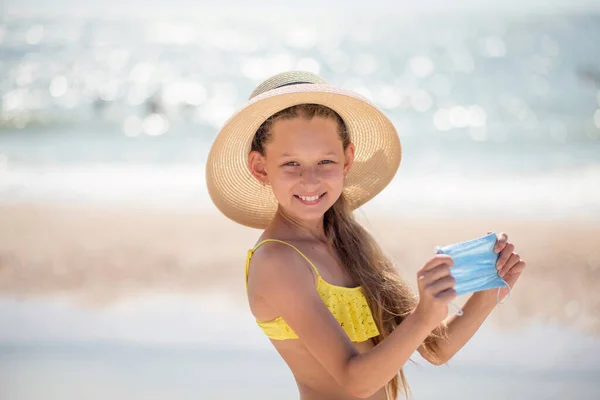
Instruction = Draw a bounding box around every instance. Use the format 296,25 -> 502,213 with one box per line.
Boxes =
497,278 -> 512,304
448,301 -> 464,316
448,279 -> 512,317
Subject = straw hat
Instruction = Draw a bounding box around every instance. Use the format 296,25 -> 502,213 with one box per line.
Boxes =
205,70 -> 402,229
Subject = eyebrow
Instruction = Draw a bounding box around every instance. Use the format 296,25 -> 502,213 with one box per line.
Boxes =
280,151 -> 338,157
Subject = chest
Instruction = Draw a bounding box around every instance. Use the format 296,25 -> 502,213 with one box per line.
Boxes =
301,244 -> 357,289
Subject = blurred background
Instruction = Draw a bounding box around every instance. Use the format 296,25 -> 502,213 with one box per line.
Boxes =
1,0 -> 599,399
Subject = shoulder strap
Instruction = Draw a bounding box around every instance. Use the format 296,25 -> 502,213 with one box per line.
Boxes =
245,239 -> 321,291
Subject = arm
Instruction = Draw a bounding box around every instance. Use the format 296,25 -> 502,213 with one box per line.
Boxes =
248,244 -> 453,399
419,231 -> 527,365
418,290 -> 497,365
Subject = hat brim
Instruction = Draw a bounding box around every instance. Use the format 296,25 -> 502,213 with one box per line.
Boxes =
206,83 -> 402,229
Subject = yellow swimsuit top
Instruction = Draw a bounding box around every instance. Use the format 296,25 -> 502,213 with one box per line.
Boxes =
245,239 -> 380,342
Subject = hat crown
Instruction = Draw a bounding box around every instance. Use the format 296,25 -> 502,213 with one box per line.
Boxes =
248,70 -> 329,100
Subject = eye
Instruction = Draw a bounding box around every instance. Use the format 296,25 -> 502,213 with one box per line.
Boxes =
319,160 -> 335,165
282,161 -> 299,167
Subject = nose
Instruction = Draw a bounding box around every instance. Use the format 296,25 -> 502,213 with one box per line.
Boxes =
300,166 -> 320,189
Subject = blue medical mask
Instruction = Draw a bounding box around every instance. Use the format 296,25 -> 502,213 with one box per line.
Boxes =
435,232 -> 511,316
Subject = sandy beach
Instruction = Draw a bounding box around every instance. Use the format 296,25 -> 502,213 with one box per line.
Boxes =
1,203 -> 598,336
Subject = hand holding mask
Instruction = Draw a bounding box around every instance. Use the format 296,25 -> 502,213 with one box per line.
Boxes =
434,232 -> 513,316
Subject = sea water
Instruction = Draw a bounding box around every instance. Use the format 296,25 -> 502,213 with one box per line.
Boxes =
1,5 -> 600,221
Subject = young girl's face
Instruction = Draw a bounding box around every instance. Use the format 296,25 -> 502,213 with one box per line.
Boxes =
260,116 -> 354,223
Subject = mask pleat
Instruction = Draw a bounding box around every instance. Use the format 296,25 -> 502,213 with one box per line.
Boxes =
436,233 -> 504,297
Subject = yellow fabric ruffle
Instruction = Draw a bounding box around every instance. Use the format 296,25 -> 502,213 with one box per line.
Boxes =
246,240 -> 380,343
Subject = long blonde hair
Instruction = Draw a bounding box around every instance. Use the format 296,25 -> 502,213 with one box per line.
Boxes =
251,104 -> 448,399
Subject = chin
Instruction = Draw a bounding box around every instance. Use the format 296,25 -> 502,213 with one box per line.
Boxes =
299,209 -> 328,220
293,201 -> 335,222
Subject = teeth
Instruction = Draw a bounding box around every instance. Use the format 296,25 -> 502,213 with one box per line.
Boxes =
299,194 -> 320,202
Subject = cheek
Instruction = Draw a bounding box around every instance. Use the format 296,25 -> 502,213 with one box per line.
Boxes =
320,167 -> 343,180
268,171 -> 296,196
276,170 -> 299,185
280,169 -> 300,180
318,166 -> 345,187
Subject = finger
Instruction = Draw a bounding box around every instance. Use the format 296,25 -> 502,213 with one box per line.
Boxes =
422,264 -> 452,282
498,253 -> 521,276
427,275 -> 456,294
494,232 -> 509,253
501,260 -> 526,277
496,242 -> 515,270
420,255 -> 454,274
435,287 -> 457,301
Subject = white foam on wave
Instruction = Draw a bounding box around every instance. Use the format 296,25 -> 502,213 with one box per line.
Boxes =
363,164 -> 600,221
0,164 -> 209,209
1,163 -> 599,220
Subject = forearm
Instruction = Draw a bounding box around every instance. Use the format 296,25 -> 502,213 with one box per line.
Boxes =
344,312 -> 433,397
434,291 -> 498,363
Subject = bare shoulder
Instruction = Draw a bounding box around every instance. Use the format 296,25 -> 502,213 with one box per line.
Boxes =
246,239 -> 360,389
247,240 -> 317,296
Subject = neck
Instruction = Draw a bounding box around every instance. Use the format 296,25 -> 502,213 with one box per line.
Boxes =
270,207 -> 328,243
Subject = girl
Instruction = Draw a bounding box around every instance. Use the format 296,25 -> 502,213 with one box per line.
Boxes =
206,71 -> 526,399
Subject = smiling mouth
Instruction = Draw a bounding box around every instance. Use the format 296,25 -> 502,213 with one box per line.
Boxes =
294,192 -> 326,204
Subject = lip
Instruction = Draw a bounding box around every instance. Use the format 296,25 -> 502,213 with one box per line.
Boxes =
294,192 -> 326,205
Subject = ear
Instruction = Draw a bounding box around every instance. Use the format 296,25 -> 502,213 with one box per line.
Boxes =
248,150 -> 269,185
343,143 -> 355,177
